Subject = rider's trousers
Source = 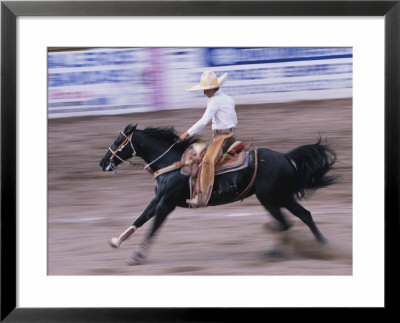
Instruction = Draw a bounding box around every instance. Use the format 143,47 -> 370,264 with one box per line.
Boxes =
199,129 -> 235,205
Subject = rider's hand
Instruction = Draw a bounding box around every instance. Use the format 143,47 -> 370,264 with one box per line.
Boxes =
178,131 -> 189,142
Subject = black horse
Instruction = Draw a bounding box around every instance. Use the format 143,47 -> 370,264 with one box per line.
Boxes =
99,124 -> 338,265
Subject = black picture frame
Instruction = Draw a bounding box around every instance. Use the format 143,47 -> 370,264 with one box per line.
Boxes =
1,1 -> 399,321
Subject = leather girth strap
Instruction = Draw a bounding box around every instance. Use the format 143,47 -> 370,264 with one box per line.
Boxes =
235,148 -> 258,202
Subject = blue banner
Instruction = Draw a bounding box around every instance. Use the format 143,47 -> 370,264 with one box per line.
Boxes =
205,48 -> 353,67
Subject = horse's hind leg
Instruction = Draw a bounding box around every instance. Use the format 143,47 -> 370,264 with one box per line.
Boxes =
255,195 -> 294,257
285,198 -> 327,244
256,194 -> 292,232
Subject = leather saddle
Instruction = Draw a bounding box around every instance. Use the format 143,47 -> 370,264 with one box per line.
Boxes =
180,141 -> 249,178
152,141 -> 250,180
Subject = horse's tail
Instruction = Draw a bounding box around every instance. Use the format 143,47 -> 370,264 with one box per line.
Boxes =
285,137 -> 338,198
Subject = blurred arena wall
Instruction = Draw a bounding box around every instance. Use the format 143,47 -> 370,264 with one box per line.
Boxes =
48,47 -> 352,118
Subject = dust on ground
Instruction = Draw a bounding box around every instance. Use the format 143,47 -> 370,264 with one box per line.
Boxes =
48,98 -> 352,275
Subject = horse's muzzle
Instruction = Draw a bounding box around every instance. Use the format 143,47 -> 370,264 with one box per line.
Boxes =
105,163 -> 114,172
100,160 -> 115,172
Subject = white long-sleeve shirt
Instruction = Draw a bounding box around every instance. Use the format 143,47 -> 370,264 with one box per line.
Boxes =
187,90 -> 237,136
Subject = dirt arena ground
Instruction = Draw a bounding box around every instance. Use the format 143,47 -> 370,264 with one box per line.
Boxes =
48,98 -> 352,275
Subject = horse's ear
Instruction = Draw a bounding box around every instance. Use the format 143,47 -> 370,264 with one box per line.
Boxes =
124,123 -> 137,135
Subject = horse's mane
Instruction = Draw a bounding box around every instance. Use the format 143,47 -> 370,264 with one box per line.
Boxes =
142,126 -> 201,150
143,127 -> 179,143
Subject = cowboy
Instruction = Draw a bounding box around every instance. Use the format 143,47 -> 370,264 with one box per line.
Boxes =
179,71 -> 237,207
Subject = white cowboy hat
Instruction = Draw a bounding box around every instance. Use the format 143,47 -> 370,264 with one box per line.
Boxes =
186,71 -> 228,92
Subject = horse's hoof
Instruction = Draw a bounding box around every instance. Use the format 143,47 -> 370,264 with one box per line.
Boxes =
127,255 -> 144,266
108,237 -> 121,248
265,248 -> 286,258
127,250 -> 148,265
264,222 -> 292,233
317,236 -> 329,244
127,258 -> 140,266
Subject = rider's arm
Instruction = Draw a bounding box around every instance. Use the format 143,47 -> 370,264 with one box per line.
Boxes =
187,100 -> 217,136
178,131 -> 189,142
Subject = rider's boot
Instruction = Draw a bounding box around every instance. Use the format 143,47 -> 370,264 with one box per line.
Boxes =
186,185 -> 212,207
186,192 -> 203,207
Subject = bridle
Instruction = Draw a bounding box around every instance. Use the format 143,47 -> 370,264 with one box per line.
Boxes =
108,131 -> 136,169
107,128 -> 178,175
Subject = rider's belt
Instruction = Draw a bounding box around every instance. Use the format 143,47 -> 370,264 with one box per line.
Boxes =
213,128 -> 235,135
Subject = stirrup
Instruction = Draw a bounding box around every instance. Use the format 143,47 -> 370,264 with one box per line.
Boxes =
186,191 -> 205,207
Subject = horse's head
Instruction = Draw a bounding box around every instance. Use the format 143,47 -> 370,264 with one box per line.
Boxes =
99,124 -> 137,172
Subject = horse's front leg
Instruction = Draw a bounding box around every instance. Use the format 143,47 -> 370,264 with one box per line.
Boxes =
128,196 -> 176,265
109,196 -> 158,248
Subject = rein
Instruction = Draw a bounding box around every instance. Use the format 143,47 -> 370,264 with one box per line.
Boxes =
143,141 -> 178,172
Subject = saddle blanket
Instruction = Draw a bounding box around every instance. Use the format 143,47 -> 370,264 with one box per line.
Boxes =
215,150 -> 250,175
180,150 -> 250,177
